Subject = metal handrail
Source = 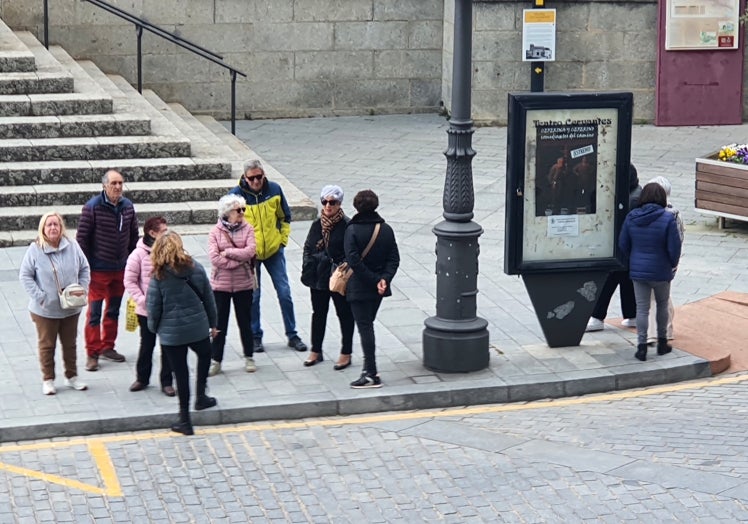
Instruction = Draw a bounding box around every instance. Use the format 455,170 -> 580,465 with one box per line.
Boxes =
41,0 -> 247,134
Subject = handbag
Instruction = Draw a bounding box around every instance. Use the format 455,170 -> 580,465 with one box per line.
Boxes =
221,229 -> 258,288
48,254 -> 87,309
330,223 -> 380,296
125,297 -> 138,332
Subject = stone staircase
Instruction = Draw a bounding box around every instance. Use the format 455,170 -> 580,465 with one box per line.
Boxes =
0,19 -> 316,247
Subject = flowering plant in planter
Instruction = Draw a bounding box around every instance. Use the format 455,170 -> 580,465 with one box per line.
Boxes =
717,143 -> 748,164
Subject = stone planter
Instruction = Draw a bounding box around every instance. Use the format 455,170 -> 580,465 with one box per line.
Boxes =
695,154 -> 748,228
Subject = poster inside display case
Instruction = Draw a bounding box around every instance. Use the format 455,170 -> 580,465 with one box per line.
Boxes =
504,92 -> 633,275
666,0 -> 740,50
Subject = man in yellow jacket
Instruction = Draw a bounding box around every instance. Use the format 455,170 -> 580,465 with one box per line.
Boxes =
229,159 -> 308,353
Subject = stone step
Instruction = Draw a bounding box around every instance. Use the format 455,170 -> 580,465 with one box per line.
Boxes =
0,157 -> 230,186
77,62 -> 187,140
0,179 -> 238,207
0,134 -> 191,161
0,113 -> 151,139
0,33 -> 113,116
0,201 -> 221,232
0,19 -> 35,72
0,71 -> 74,94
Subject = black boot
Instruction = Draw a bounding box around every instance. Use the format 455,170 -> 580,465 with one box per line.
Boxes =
195,395 -> 217,410
171,411 -> 193,435
635,343 -> 647,362
657,337 -> 672,355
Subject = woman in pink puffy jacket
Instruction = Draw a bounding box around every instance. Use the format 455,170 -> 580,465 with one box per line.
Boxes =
208,194 -> 257,376
124,216 -> 175,395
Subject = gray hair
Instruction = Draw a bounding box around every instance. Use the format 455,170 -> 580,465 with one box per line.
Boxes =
320,184 -> 344,203
648,175 -> 672,197
243,159 -> 264,175
218,194 -> 246,219
102,169 -> 122,184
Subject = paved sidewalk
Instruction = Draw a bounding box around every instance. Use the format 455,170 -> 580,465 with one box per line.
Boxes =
2,114 -> 747,442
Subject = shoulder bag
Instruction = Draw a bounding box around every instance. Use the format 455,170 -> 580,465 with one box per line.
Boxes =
48,253 -> 87,309
330,223 -> 380,296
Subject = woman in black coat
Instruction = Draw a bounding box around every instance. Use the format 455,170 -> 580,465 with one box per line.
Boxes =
344,190 -> 400,389
301,185 -> 355,369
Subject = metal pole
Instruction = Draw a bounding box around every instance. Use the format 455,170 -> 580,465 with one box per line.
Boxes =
530,0 -> 546,92
231,70 -> 237,135
422,0 -> 489,373
43,0 -> 49,49
136,25 -> 143,93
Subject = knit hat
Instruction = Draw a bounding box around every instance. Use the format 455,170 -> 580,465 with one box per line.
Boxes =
320,185 -> 344,203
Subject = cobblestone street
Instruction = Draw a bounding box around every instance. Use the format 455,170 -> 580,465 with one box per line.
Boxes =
2,374 -> 748,522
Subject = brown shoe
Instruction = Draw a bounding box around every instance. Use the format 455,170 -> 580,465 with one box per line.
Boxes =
129,380 -> 146,392
101,348 -> 126,362
161,385 -> 176,397
85,355 -> 99,372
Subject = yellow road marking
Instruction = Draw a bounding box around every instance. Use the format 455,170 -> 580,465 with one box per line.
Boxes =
88,441 -> 123,497
0,372 -> 746,496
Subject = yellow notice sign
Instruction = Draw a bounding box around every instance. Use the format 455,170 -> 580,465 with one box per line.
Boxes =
525,10 -> 556,24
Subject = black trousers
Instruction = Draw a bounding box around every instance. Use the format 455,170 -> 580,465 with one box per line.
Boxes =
136,314 -> 173,387
163,337 -> 211,417
211,289 -> 254,361
349,297 -> 382,376
592,270 -> 636,321
310,288 -> 355,355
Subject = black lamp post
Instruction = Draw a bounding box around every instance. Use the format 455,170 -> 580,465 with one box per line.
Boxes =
422,0 -> 489,372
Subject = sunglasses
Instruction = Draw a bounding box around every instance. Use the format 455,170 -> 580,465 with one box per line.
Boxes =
321,199 -> 340,206
245,174 -> 264,182
234,207 -> 246,213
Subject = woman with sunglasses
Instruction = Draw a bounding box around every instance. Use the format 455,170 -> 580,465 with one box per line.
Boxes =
300,185 -> 355,369
207,194 -> 258,376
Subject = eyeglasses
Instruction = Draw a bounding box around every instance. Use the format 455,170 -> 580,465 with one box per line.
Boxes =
321,200 -> 340,206
234,207 -> 246,213
245,174 -> 264,182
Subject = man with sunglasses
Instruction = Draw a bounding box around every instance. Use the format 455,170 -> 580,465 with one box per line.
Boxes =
229,159 -> 308,353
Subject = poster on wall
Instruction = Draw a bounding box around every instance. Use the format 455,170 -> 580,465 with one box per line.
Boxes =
665,0 -> 740,50
504,92 -> 633,275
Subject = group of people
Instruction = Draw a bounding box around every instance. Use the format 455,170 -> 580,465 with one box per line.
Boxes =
19,161 -> 400,435
585,165 -> 684,361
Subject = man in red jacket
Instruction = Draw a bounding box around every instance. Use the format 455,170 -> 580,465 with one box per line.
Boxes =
76,170 -> 139,371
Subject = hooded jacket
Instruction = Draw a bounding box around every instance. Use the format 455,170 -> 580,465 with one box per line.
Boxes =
619,203 -> 682,282
146,261 -> 217,346
343,211 -> 400,301
124,237 -> 154,317
208,219 -> 257,293
229,177 -> 291,261
19,236 -> 91,319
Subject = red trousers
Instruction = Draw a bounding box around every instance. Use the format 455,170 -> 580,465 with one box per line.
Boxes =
85,270 -> 124,356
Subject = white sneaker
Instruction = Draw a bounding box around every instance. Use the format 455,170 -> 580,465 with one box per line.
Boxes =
585,318 -> 604,332
43,380 -> 56,395
208,360 -> 222,377
64,376 -> 88,391
245,357 -> 256,373
621,318 -> 636,328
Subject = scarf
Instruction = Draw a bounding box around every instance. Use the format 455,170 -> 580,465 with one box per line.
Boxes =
221,218 -> 241,232
143,233 -> 155,248
317,208 -> 344,250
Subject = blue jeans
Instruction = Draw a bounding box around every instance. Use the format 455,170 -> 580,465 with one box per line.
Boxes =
251,248 -> 297,340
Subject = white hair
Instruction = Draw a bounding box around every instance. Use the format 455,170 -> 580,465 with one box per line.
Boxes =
218,194 -> 246,218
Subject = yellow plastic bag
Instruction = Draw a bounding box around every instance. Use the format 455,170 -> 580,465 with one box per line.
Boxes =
125,297 -> 138,332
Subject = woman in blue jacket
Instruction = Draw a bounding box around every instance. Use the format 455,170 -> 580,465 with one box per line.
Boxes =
147,232 -> 218,435
618,183 -> 682,361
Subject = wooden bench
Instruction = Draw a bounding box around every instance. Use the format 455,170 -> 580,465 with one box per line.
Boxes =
695,155 -> 748,228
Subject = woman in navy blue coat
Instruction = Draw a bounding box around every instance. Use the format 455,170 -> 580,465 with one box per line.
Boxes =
618,183 -> 682,361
